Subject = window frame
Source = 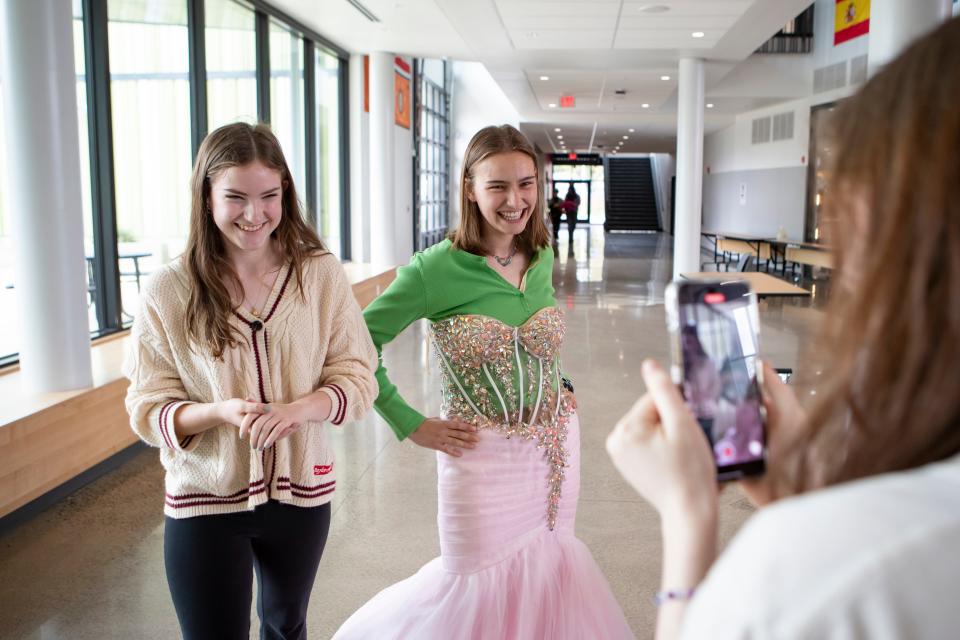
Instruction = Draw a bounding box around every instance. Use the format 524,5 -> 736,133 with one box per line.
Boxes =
0,0 -> 351,368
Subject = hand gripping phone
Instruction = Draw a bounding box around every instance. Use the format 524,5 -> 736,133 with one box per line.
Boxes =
665,279 -> 767,481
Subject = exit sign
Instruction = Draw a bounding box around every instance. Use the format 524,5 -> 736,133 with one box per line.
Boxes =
567,153 -> 577,160
560,95 -> 575,108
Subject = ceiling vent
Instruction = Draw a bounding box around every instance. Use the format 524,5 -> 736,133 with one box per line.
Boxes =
849,55 -> 868,85
813,61 -> 847,93
614,89 -> 627,96
751,117 -> 772,144
346,0 -> 380,23
772,112 -> 794,141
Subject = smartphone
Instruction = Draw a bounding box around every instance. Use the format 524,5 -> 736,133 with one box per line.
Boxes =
775,368 -> 793,384
665,279 -> 766,481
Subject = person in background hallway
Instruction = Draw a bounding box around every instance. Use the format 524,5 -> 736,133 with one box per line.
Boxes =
124,123 -> 378,640
607,17 -> 960,640
334,124 -> 633,639
548,186 -> 563,246
563,184 -> 581,243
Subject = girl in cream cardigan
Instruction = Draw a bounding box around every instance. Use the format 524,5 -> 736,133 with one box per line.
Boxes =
124,123 -> 377,640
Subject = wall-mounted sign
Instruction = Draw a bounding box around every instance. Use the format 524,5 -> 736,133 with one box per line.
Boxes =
560,95 -> 575,108
834,0 -> 870,45
550,153 -> 602,165
395,72 -> 411,129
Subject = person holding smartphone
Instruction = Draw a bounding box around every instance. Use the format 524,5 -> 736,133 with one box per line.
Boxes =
607,17 -> 960,640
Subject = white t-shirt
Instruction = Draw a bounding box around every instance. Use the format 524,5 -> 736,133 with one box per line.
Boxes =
682,453 -> 960,639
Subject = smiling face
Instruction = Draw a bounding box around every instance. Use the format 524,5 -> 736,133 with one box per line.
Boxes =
208,161 -> 284,256
467,151 -> 538,246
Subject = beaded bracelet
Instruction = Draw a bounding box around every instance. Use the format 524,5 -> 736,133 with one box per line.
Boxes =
652,587 -> 696,607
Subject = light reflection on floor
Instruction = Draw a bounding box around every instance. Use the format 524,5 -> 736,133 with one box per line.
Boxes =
0,225 -> 826,639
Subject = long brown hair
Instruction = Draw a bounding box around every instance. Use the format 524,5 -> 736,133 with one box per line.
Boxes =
783,17 -> 960,494
449,125 -> 551,255
184,123 -> 326,358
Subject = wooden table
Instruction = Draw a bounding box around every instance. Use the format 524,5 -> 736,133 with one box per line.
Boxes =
700,231 -> 771,272
680,271 -> 811,298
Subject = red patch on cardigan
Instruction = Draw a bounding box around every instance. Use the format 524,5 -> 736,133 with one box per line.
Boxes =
313,464 -> 333,476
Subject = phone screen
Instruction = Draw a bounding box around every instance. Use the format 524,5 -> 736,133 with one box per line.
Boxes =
673,282 -> 766,479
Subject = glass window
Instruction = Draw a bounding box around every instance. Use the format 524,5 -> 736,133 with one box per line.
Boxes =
206,0 -> 257,130
108,0 -> 191,322
269,21 -> 306,198
315,49 -> 341,254
74,2 -> 98,335
0,68 -> 15,361
414,59 -> 451,251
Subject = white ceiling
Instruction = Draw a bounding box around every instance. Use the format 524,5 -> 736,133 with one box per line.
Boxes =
271,0 -> 815,153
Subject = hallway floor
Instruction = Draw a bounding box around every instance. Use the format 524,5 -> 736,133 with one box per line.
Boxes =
0,227 -> 824,639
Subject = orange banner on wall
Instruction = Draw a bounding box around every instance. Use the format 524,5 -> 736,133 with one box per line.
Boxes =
834,0 -> 870,45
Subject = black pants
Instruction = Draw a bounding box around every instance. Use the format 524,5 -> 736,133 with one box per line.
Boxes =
164,500 -> 331,640
567,212 -> 578,239
550,210 -> 562,240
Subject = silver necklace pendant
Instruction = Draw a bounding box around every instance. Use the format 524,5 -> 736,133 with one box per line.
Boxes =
492,244 -> 518,267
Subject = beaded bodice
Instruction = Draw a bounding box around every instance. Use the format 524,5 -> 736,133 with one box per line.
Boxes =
431,306 -> 574,529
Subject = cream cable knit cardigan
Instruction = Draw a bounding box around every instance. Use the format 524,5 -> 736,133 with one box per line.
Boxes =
123,252 -> 378,518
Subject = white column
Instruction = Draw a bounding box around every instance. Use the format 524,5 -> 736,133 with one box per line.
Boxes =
348,53 -> 370,262
868,0 -> 952,76
672,57 -> 705,280
0,0 -> 92,391
368,52 -> 396,265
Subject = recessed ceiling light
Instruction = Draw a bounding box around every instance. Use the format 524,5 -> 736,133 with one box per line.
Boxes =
706,103 -> 714,108
527,32 -> 539,38
554,127 -> 561,132
548,103 -> 557,108
692,31 -> 705,38
642,103 -> 650,108
557,135 -> 563,139
660,75 -> 671,81
540,75 -> 549,81
628,128 -> 635,132
638,4 -> 669,13
623,135 -> 629,139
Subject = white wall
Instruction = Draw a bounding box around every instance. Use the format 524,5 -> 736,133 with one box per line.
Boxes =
449,61 -> 520,228
811,0 -> 870,70
394,55 -> 414,262
348,54 -> 415,264
348,54 -> 370,262
701,0 -> 872,240
650,153 -> 675,231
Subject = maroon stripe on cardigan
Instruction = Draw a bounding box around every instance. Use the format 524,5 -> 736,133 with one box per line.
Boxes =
158,401 -> 175,449
267,446 -> 277,496
263,267 -> 293,322
290,487 -> 336,499
328,384 -> 347,425
166,479 -> 264,502
251,328 -> 267,403
165,486 -> 267,509
277,476 -> 337,491
286,480 -> 336,491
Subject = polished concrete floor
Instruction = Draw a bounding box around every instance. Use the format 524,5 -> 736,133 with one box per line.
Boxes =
0,227 -> 824,639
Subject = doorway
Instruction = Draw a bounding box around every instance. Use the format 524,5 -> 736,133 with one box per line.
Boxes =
552,179 -> 591,224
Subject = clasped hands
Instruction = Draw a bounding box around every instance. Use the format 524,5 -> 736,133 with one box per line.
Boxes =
217,397 -> 315,450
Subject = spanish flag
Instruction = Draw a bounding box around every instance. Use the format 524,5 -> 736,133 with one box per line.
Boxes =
834,0 -> 870,45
